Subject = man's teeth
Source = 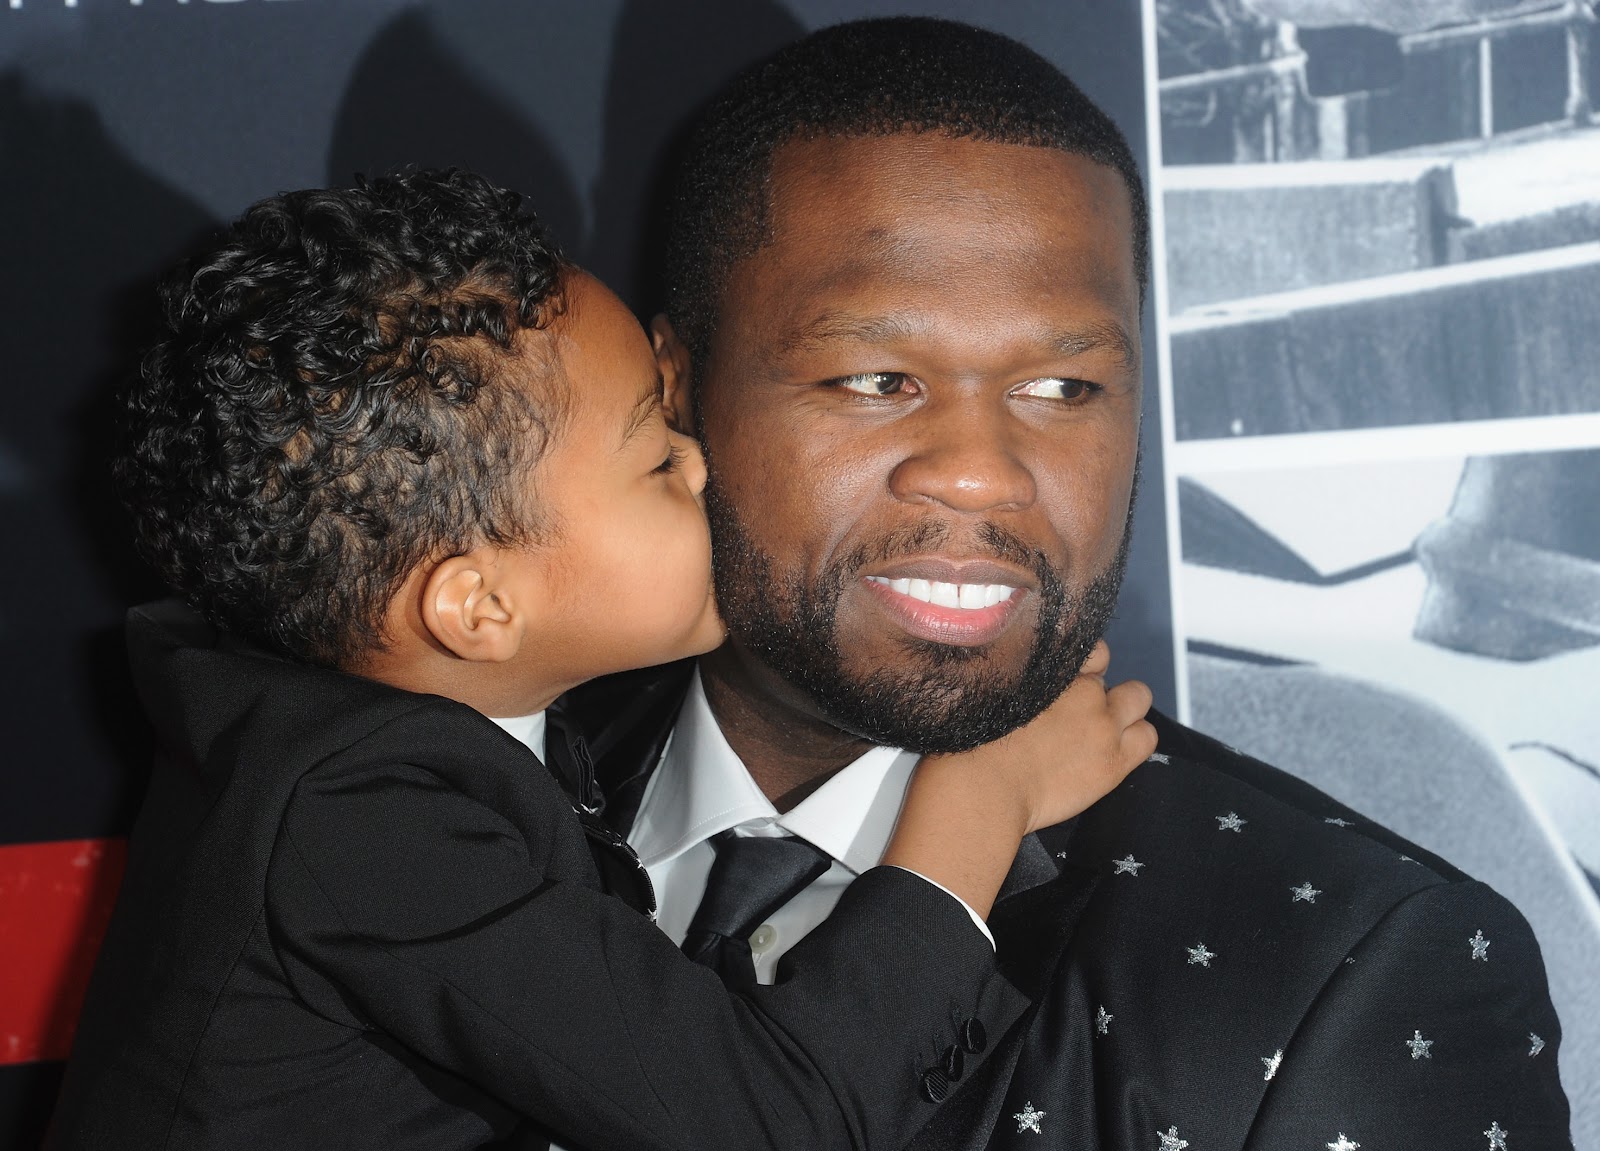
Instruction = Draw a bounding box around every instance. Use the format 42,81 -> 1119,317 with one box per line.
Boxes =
866,576 -> 1018,609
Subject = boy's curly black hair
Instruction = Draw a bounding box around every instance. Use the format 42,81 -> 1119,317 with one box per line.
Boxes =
117,167 -> 568,669
663,17 -> 1149,373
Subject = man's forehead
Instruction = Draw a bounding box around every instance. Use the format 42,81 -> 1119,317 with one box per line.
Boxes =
753,134 -> 1135,283
720,140 -> 1136,338
764,131 -> 1128,216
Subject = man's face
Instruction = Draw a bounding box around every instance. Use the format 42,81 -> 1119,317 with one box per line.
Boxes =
673,133 -> 1142,753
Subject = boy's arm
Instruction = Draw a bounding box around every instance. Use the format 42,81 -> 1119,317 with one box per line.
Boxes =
267,756 -> 1027,1151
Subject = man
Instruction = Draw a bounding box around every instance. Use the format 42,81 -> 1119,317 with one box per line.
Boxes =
558,17 -> 1572,1150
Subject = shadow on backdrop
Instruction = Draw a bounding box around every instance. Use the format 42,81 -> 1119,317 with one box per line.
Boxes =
0,71 -> 218,1150
327,7 -> 584,255
588,0 -> 804,313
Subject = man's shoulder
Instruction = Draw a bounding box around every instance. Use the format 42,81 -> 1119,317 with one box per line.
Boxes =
1115,708 -> 1468,880
1040,709 -> 1487,973
996,712 -> 1570,1150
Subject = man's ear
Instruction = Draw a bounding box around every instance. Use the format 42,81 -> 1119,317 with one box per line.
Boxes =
650,314 -> 696,434
419,548 -> 531,664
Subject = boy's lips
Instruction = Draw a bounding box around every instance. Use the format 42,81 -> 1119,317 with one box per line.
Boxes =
860,566 -> 1029,646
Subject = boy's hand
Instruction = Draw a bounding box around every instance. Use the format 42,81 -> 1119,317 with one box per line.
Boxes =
883,642 -> 1157,919
931,640 -> 1154,835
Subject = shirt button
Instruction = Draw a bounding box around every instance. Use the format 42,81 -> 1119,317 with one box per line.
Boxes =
749,924 -> 778,954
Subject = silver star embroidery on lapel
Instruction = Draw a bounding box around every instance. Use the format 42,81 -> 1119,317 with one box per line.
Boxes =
1262,1049 -> 1282,1080
1529,1033 -> 1545,1057
1187,942 -> 1216,967
1096,1005 -> 1113,1035
1291,882 -> 1321,903
1216,812 -> 1246,832
1056,850 -> 1070,860
1013,1102 -> 1045,1135
1324,817 -> 1352,827
1113,854 -> 1145,875
1148,752 -> 1171,764
1469,930 -> 1491,961
1406,1030 -> 1434,1059
1485,1121 -> 1509,1150
1157,1126 -> 1189,1151
1327,1135 -> 1360,1151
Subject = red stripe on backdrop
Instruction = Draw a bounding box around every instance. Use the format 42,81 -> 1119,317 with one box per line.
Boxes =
0,838 -> 126,1065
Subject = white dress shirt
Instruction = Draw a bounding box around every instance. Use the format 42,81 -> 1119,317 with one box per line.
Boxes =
488,709 -> 547,758
630,669 -> 993,983
491,673 -> 988,986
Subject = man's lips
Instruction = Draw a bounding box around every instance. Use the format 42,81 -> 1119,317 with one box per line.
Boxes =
859,561 -> 1031,646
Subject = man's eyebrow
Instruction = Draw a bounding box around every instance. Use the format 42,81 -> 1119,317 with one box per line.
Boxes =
782,311 -> 1138,371
1049,321 -> 1140,373
620,374 -> 664,447
779,311 -> 923,354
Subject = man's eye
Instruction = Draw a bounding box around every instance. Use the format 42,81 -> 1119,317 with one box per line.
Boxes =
832,372 -> 914,396
1010,377 -> 1095,401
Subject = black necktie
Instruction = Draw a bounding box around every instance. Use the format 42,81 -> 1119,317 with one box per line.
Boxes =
680,831 -> 833,991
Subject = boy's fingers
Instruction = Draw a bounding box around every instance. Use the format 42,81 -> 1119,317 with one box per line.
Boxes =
1079,641 -> 1111,679
1121,718 -> 1159,766
1105,678 -> 1153,726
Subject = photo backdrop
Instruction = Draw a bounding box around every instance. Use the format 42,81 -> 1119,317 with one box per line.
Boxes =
0,2 -> 1162,1146
1150,0 -> 1600,1143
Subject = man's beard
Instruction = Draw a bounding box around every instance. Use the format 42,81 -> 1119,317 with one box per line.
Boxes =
703,473 -> 1134,755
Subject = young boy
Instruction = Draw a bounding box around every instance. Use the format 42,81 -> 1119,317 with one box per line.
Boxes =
48,169 -> 1155,1151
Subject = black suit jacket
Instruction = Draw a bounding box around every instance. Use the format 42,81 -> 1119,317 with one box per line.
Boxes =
47,602 -> 1022,1151
562,662 -> 1574,1151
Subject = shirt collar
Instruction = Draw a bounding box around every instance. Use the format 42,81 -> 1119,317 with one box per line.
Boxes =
489,710 -> 548,759
630,669 -> 918,875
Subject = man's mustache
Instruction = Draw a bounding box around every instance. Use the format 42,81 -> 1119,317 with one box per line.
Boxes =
834,519 -> 1052,583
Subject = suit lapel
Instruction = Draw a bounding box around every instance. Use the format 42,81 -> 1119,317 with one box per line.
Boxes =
906,839 -> 1100,1150
992,854 -> 1100,1000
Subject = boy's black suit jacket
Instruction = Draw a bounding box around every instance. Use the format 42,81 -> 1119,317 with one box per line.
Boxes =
48,602 -> 1021,1151
561,661 -> 1575,1151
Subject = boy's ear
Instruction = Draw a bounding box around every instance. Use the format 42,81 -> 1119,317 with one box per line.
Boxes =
419,548 -> 532,664
650,314 -> 696,434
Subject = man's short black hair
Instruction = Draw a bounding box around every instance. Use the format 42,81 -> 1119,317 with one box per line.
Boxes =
118,168 -> 567,668
663,16 -> 1150,369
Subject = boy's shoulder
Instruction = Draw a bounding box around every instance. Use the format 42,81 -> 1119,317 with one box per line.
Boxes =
128,598 -> 519,783
122,599 -> 564,885
56,604 -> 604,1149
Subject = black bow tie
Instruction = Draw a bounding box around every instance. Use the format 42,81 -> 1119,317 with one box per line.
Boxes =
680,830 -> 833,991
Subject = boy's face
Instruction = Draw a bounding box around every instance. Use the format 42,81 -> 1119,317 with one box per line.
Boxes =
518,271 -> 722,685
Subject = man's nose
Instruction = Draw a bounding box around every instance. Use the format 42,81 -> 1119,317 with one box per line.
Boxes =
887,399 -> 1037,513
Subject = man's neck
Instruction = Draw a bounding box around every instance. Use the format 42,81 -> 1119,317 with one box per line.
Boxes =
698,643 -> 878,812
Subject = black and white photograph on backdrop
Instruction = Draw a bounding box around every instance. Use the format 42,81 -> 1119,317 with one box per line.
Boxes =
1157,0 -> 1600,440
1176,444 -> 1600,1130
1155,0 -> 1600,1143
